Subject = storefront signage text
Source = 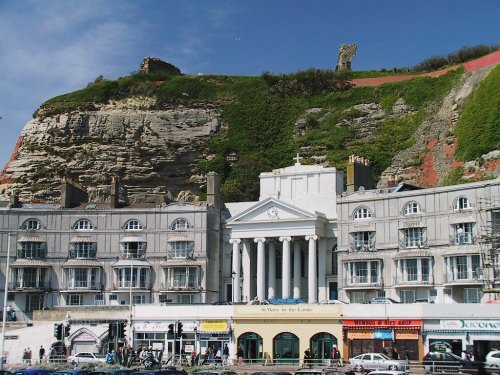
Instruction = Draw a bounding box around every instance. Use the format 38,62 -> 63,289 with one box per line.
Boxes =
201,320 -> 228,332
343,319 -> 422,327
258,306 -> 313,313
441,320 -> 500,330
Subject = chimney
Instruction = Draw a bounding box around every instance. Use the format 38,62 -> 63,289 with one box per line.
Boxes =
110,176 -> 120,208
387,174 -> 399,188
346,155 -> 373,193
61,178 -> 88,208
206,172 -> 221,208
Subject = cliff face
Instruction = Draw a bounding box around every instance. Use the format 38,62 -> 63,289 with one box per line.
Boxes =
0,97 -> 222,203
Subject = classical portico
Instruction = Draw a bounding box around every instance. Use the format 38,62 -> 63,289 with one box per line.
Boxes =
224,157 -> 344,304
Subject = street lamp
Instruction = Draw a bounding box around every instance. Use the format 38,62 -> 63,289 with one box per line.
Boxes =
1,233 -> 13,370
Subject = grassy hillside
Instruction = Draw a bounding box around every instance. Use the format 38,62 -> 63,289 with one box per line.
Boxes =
39,66 -> 477,201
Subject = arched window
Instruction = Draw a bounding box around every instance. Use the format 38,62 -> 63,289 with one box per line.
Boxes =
171,218 -> 191,230
454,196 -> 472,211
22,218 -> 42,231
124,219 -> 143,231
403,201 -> 421,215
73,219 -> 94,231
353,207 -> 372,220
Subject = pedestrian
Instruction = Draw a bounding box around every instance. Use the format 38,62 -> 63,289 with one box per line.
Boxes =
116,346 -> 123,365
457,225 -> 464,244
27,347 -> 32,365
105,349 -> 114,364
215,347 -> 222,366
236,346 -> 244,366
222,344 -> 229,366
391,348 -> 399,360
22,348 -> 29,365
39,345 -> 45,364
304,348 -> 312,368
332,345 -> 343,366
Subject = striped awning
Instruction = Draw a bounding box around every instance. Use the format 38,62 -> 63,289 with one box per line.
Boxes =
342,252 -> 382,260
69,236 -> 95,243
167,236 -> 190,242
10,259 -> 51,268
161,260 -> 203,267
17,235 -> 45,242
443,247 -> 481,256
62,259 -> 103,268
112,259 -> 151,268
450,215 -> 476,224
120,236 -> 146,243
394,250 -> 434,259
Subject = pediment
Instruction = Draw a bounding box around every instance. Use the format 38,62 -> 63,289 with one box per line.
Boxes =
227,197 -> 316,224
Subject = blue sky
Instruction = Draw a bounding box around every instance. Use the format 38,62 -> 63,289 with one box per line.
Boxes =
0,0 -> 499,169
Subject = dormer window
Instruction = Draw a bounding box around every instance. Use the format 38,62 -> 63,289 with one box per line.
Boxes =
454,197 -> 472,211
73,219 -> 94,231
403,202 -> 421,215
171,218 -> 191,230
22,219 -> 42,231
353,207 -> 372,220
124,219 -> 143,231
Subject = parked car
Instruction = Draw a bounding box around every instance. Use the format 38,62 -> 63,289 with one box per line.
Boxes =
413,298 -> 434,303
367,371 -> 407,375
485,349 -> 500,369
252,372 -> 293,375
131,370 -> 186,375
349,353 -> 408,372
52,370 -> 94,375
422,351 -> 476,373
91,370 -> 136,375
193,371 -> 238,375
66,352 -> 106,365
369,298 -> 399,304
13,370 -> 53,375
294,369 -> 343,375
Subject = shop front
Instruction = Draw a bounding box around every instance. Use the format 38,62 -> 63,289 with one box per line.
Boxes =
233,304 -> 343,365
423,319 -> 500,361
343,319 -> 423,361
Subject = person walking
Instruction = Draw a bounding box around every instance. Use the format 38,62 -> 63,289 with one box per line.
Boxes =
236,346 -> 244,366
27,347 -> 32,365
222,344 -> 229,366
391,348 -> 399,360
39,346 -> 45,364
304,348 -> 312,368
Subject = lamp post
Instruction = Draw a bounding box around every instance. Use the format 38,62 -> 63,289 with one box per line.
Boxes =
1,233 -> 13,370
128,255 -> 133,349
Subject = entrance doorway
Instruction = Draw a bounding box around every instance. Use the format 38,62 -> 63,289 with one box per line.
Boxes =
311,332 -> 338,365
273,332 -> 299,364
238,332 -> 263,363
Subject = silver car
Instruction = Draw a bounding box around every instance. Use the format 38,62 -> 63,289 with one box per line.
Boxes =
349,353 -> 408,372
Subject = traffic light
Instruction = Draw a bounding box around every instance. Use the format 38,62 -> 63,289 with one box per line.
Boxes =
54,323 -> 62,340
168,323 -> 174,336
176,321 -> 183,338
64,324 -> 71,337
108,323 -> 115,339
117,322 -> 126,338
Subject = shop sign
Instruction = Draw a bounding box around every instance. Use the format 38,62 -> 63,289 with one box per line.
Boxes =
343,320 -> 422,327
374,330 -> 393,339
441,320 -> 500,330
430,341 -> 452,352
201,320 -> 228,332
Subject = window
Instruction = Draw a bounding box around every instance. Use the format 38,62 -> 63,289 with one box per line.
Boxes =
122,241 -> 147,259
132,295 -> 146,304
401,290 -> 416,303
353,231 -> 375,251
178,294 -> 194,303
25,294 -> 44,312
95,294 -> 104,306
350,291 -> 366,303
353,207 -> 372,220
345,261 -> 381,285
404,227 -> 425,248
454,196 -> 472,211
109,294 -> 118,302
71,242 -> 96,259
403,202 -> 421,215
124,219 -> 143,231
454,222 -> 474,245
166,267 -> 198,289
67,294 -> 83,306
444,288 -> 452,299
158,295 -> 172,304
396,258 -> 431,283
116,268 -> 149,288
170,241 -> 193,258
18,242 -> 45,259
73,219 -> 94,231
22,219 -> 41,231
464,288 -> 481,303
376,290 -> 386,298
171,218 -> 190,230
445,255 -> 480,282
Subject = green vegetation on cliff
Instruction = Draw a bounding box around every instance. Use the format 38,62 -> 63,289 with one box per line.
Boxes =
40,66 -> 468,201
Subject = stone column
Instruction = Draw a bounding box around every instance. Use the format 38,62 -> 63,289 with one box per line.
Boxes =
268,241 -> 276,300
293,240 -> 301,299
242,240 -> 251,302
254,237 -> 266,301
230,238 -> 241,303
280,236 -> 292,299
306,235 -> 318,303
317,238 -> 327,302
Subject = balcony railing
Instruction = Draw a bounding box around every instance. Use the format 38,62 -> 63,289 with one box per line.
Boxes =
343,276 -> 384,288
8,281 -> 50,291
120,250 -> 147,260
160,282 -> 202,291
443,271 -> 483,284
399,239 -> 428,250
349,242 -> 376,252
394,275 -> 434,286
16,249 -> 47,260
61,281 -> 103,290
114,280 -> 150,289
68,248 -> 97,259
448,234 -> 477,246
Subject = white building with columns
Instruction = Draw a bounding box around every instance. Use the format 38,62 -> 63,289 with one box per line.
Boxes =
222,156 -> 344,304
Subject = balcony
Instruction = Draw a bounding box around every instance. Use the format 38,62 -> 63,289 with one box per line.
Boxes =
16,249 -> 47,260
393,275 -> 434,287
9,281 -> 50,291
448,234 -> 477,246
399,238 -> 427,250
68,248 -> 97,259
443,271 -> 484,286
113,280 -> 150,290
349,242 -> 376,252
160,282 -> 202,292
60,281 -> 103,292
343,276 -> 384,289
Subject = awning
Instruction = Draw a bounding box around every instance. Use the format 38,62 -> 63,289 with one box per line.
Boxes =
62,259 -> 103,268
394,250 -> 434,259
450,216 -> 476,224
112,259 -> 151,268
161,260 -> 203,267
17,235 -> 45,242
70,236 -> 95,243
342,252 -> 382,260
10,259 -> 51,268
167,236 -> 190,242
399,221 -> 424,229
120,236 -> 146,243
443,247 -> 481,256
